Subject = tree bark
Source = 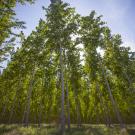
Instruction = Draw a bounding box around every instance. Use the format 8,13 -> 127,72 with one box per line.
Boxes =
24,70 -> 35,127
96,83 -> 110,126
74,90 -> 81,128
38,102 -> 43,127
102,68 -> 124,128
66,82 -> 70,131
8,79 -> 22,124
123,72 -> 135,92
59,46 -> 65,135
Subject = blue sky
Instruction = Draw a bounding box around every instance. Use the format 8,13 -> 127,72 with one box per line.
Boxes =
15,0 -> 135,51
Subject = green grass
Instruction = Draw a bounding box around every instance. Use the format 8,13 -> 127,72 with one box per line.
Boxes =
0,124 -> 134,135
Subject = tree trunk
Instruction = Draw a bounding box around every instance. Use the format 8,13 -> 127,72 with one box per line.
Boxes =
59,46 -> 65,135
1,103 -> 7,123
24,70 -> 35,127
124,72 -> 135,92
38,102 -> 43,127
38,76 -> 45,127
96,83 -> 110,126
66,82 -> 70,131
8,79 -> 22,124
102,68 -> 124,128
22,104 -> 26,125
74,91 -> 81,128
105,102 -> 112,127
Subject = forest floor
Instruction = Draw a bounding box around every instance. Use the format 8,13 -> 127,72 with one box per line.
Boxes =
0,124 -> 134,135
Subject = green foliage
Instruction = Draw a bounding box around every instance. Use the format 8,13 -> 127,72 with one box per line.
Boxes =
0,0 -> 135,129
0,0 -> 35,62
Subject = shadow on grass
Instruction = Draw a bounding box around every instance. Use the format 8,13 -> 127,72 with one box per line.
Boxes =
127,129 -> 135,135
0,125 -> 18,135
89,127 -> 104,135
0,124 -> 134,135
65,127 -> 106,135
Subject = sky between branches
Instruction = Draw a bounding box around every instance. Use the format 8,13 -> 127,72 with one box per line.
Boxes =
15,0 -> 135,51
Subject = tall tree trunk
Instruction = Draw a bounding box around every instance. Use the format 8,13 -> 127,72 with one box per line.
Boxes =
24,70 -> 35,127
1,103 -> 7,123
96,83 -> 110,126
8,79 -> 22,124
1,88 -> 10,122
59,46 -> 65,135
38,77 -> 45,127
102,68 -> 124,128
123,72 -> 135,92
38,102 -> 43,127
74,90 -> 81,128
22,104 -> 26,124
106,102 -> 112,127
123,70 -> 135,122
66,82 -> 70,131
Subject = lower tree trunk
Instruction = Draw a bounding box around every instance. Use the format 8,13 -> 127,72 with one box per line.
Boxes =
96,83 -> 110,126
1,103 -> 7,117
96,84 -> 108,125
38,102 -> 43,127
124,72 -> 135,92
22,104 -> 26,125
102,69 -> 124,128
106,102 -> 112,127
59,46 -> 65,135
0,104 -> 7,123
24,70 -> 35,127
75,94 -> 81,128
66,82 -> 70,131
8,79 -> 22,124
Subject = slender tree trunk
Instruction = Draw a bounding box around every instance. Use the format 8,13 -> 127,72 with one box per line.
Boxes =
96,83 -> 110,126
1,103 -> 7,117
59,46 -> 65,135
106,102 -> 112,127
66,82 -> 70,131
22,104 -> 26,124
24,70 -> 35,127
8,93 -> 18,124
1,89 -> 10,122
38,102 -> 43,127
74,91 -> 81,128
120,63 -> 135,91
123,70 -> 135,122
8,79 -> 22,124
1,103 -> 7,123
38,76 -> 45,127
95,106 -> 100,124
102,68 -> 124,128
124,72 -> 135,92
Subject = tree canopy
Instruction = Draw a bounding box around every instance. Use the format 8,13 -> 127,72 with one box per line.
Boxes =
0,1 -> 135,134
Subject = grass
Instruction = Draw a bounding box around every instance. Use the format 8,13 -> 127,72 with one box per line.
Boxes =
0,124 -> 134,135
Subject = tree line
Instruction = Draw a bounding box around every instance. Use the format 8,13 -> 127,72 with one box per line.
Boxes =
0,0 -> 135,134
